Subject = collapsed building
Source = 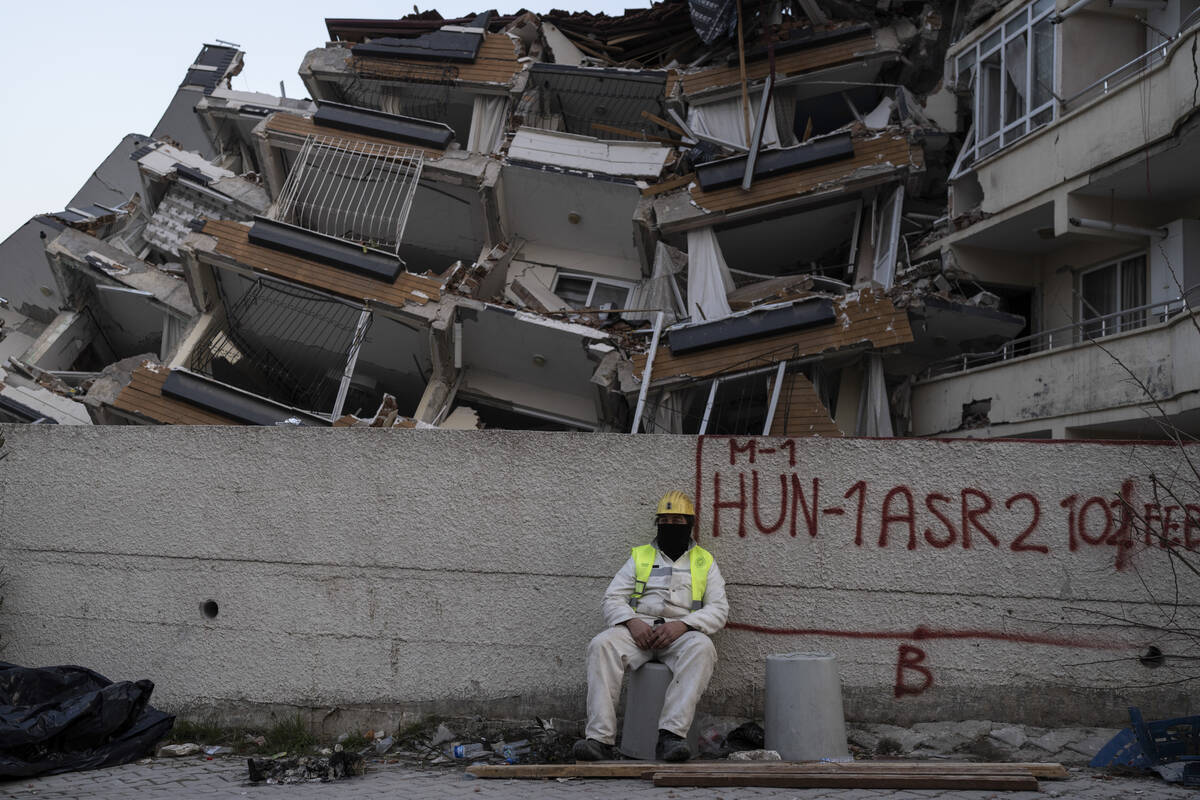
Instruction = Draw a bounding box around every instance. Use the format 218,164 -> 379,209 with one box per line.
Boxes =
1,0 -> 1197,439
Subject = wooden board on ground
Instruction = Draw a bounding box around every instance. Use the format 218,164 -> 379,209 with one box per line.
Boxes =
651,771 -> 1039,790
466,760 -> 1068,780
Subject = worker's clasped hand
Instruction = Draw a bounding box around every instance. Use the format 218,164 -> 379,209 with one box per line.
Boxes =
625,618 -> 689,650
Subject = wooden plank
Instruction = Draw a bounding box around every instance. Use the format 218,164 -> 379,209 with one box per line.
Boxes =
633,290 -> 913,383
638,761 -> 1056,776
590,123 -> 681,146
352,34 -> 523,86
469,762 -> 648,779
689,135 -> 918,215
640,172 -> 696,197
202,219 -> 442,309
770,372 -> 841,437
651,772 -> 1038,790
467,760 -> 1067,781
681,34 -> 876,94
115,367 -> 241,426
640,110 -> 686,137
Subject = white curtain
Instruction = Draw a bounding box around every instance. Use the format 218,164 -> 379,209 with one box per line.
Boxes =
855,354 -> 893,437
687,96 -> 782,149
641,388 -> 685,434
872,186 -> 904,288
627,241 -> 687,324
686,227 -> 734,322
467,95 -> 509,154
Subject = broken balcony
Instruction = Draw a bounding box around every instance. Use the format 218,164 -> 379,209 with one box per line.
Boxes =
179,266 -> 434,421
299,13 -> 522,154
632,290 -> 915,437
255,107 -> 490,273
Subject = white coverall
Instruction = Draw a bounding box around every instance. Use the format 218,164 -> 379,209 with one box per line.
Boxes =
584,541 -> 729,743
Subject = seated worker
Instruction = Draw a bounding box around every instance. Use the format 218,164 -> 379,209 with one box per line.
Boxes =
573,490 -> 729,763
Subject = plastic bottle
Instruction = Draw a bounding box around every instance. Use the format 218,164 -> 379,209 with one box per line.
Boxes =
451,742 -> 487,759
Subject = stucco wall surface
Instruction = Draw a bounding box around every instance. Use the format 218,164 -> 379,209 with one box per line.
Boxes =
0,425 -> 1197,731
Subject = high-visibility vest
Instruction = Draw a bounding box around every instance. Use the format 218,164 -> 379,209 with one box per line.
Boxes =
628,543 -> 714,612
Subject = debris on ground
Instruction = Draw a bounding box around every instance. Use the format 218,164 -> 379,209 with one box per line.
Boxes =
728,749 -> 782,761
246,750 -> 364,784
157,743 -> 201,758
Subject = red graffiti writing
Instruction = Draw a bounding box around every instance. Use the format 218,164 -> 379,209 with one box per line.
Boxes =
894,645 -> 933,698
695,439 -> 1200,561
724,622 -> 1115,649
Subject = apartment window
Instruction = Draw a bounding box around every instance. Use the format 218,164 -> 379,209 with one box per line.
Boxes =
552,273 -> 634,310
954,0 -> 1056,167
1079,254 -> 1147,338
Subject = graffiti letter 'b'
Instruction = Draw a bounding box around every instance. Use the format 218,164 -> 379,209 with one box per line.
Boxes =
894,644 -> 934,698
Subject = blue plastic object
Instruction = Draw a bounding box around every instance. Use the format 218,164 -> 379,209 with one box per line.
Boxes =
1091,706 -> 1200,783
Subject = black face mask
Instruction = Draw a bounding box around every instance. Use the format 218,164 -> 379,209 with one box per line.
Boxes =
656,523 -> 693,561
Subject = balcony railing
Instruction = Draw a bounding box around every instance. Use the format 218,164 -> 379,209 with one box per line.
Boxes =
1061,11 -> 1200,110
272,134 -> 423,257
921,286 -> 1200,380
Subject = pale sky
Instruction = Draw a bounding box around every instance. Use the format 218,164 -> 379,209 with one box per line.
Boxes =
0,0 -> 643,242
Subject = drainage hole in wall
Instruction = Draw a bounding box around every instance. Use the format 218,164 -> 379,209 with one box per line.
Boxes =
201,600 -> 219,619
1139,645 -> 1164,668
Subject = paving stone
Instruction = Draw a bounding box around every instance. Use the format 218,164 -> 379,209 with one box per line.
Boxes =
950,720 -> 993,740
987,724 -> 1027,749
1030,728 -> 1079,753
1064,729 -> 1118,758
845,727 -> 880,752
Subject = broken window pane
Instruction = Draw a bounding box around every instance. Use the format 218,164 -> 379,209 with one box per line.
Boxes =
553,275 -> 593,307
591,282 -> 631,310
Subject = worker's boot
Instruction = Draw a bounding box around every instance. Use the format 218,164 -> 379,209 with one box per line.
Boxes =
572,738 -> 615,761
656,729 -> 690,762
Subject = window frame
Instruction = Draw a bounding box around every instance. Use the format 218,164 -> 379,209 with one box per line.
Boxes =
954,0 -> 1057,169
1077,251 -> 1149,339
551,271 -> 636,310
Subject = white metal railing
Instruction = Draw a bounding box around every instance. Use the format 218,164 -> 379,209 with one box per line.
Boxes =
922,287 -> 1200,380
272,134 -> 423,255
1061,13 -> 1200,109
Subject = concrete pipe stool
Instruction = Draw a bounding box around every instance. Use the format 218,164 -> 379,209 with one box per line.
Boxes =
763,651 -> 850,761
618,662 -> 700,760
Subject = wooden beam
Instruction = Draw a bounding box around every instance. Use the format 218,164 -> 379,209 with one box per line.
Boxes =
639,110 -> 687,137
589,123 -> 681,145
736,0 -> 751,144
652,772 -> 1039,790
640,172 -> 697,197
467,761 -> 1068,781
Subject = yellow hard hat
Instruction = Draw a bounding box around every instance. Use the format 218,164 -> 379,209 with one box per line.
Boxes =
656,490 -> 695,517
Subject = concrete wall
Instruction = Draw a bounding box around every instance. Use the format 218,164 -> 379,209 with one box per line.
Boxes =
1,426 -> 1197,734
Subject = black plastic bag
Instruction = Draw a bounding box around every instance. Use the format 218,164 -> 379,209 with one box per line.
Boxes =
0,662 -> 174,778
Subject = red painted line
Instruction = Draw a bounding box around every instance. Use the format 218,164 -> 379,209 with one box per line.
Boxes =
726,621 -> 1120,650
